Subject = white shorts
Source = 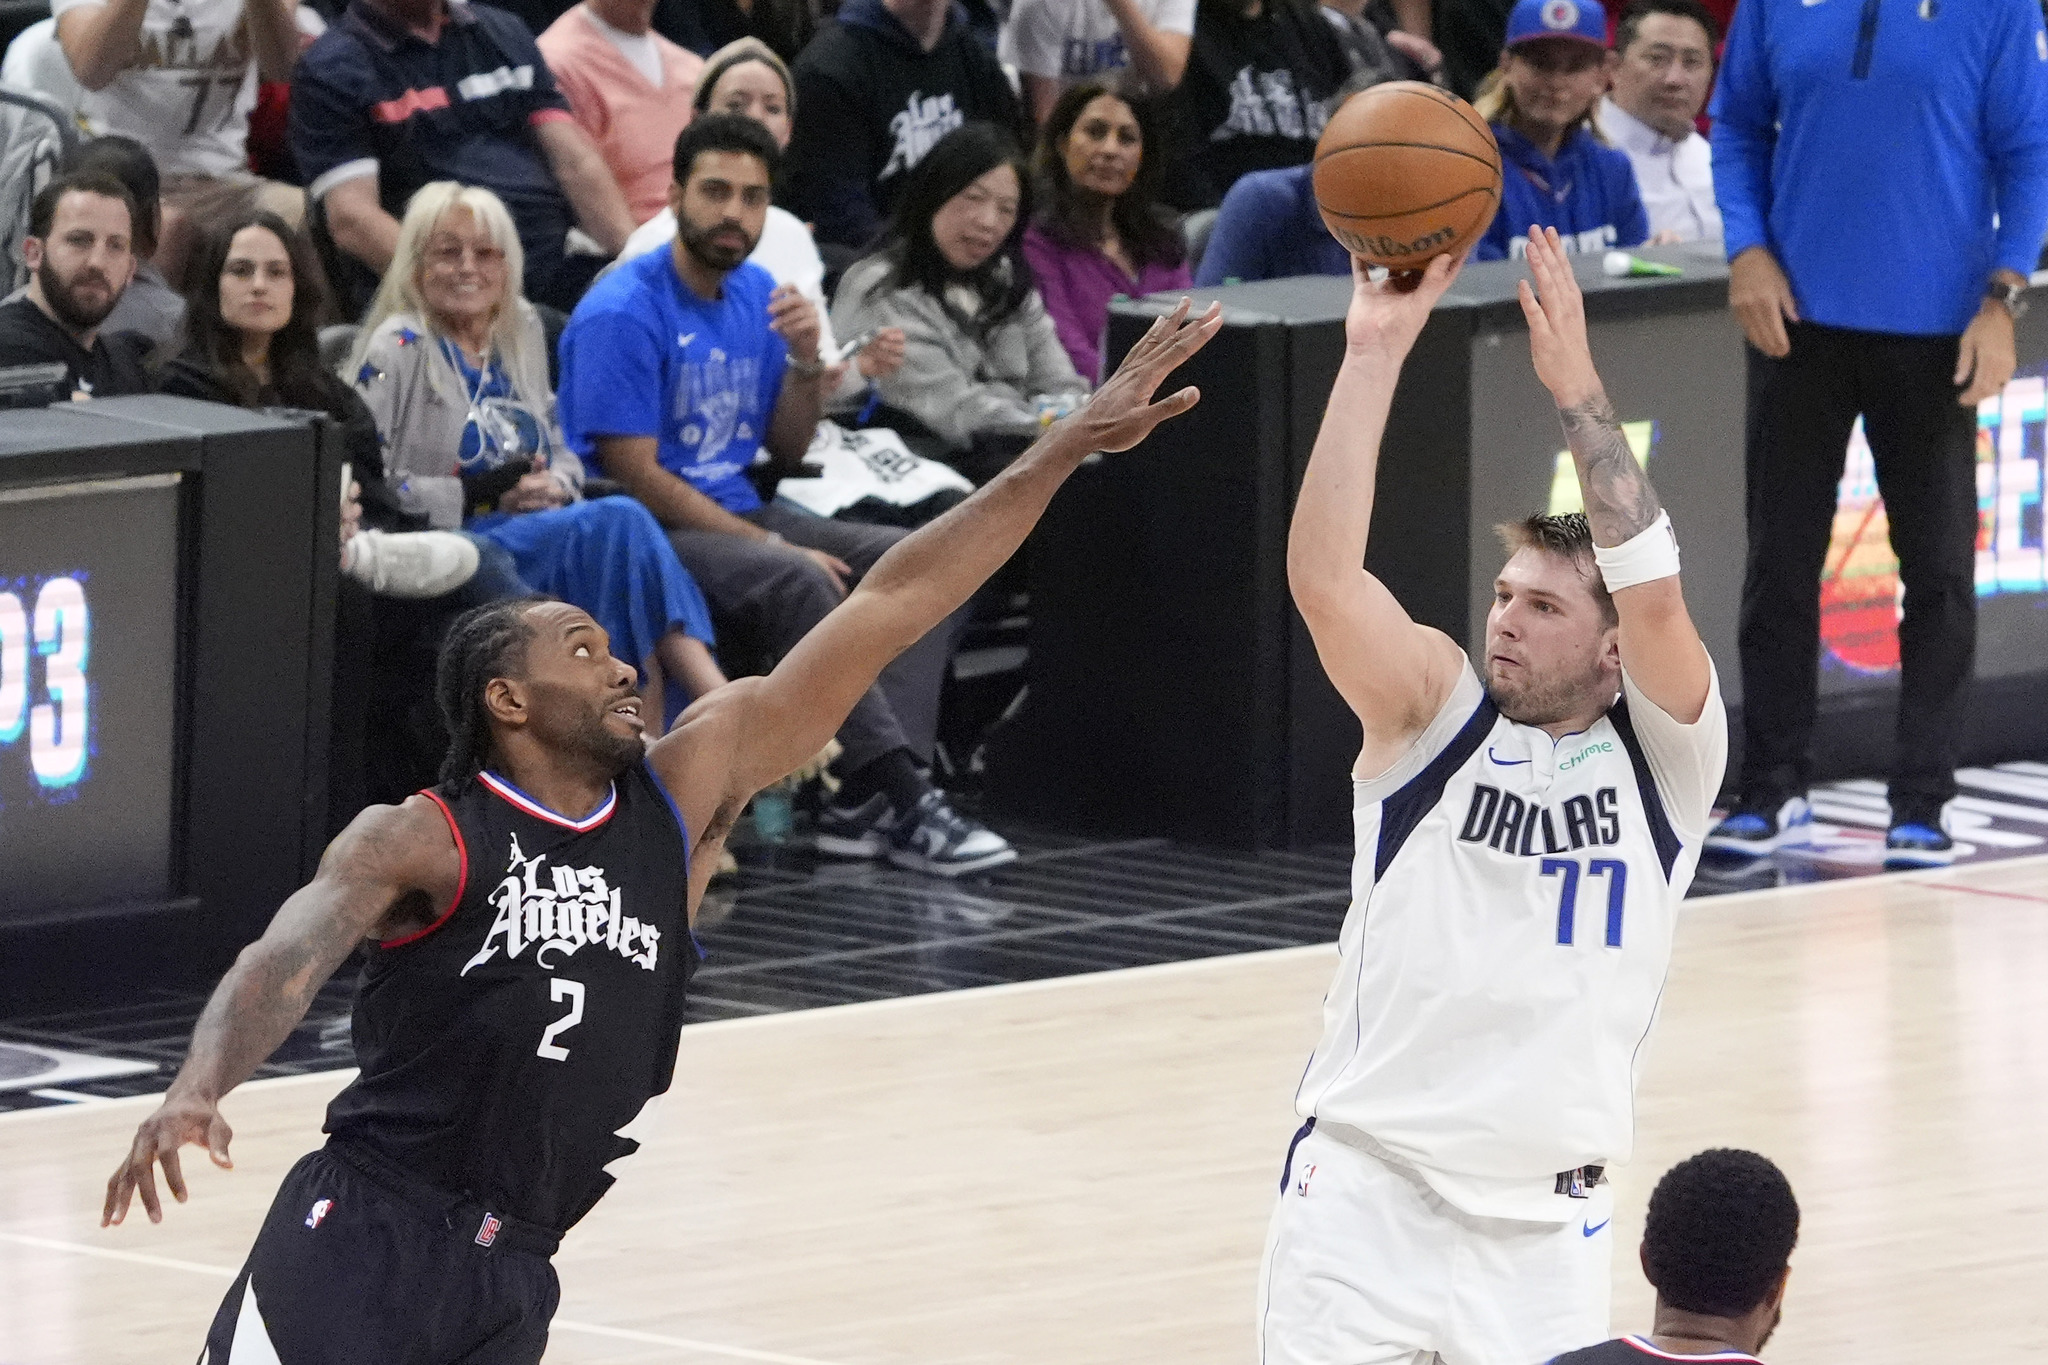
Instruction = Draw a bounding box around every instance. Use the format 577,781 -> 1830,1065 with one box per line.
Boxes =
1256,1121 -> 1612,1365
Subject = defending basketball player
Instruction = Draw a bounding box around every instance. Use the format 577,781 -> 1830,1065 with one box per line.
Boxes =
101,299 -> 1222,1363
1263,226 -> 1727,1365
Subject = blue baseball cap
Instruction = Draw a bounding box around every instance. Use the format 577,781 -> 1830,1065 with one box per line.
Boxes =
1504,0 -> 1608,49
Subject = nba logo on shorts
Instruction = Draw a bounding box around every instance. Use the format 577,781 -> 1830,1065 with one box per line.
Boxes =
304,1199 -> 333,1229
1295,1164 -> 1317,1197
476,1212 -> 503,1247
1541,0 -> 1579,28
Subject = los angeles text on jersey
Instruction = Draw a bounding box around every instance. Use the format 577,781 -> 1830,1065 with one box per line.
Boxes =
1457,783 -> 1624,857
462,833 -> 660,976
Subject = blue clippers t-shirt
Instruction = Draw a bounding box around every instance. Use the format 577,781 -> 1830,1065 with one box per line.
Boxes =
1472,124 -> 1650,262
557,249 -> 789,514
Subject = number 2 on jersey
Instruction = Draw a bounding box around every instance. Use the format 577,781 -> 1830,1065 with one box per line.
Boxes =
1540,858 -> 1627,947
536,978 -> 585,1060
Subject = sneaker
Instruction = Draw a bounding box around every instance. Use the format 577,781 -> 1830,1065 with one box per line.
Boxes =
814,792 -> 895,859
886,789 -> 1018,877
1885,808 -> 1956,867
344,530 -> 479,599
1703,795 -> 1813,856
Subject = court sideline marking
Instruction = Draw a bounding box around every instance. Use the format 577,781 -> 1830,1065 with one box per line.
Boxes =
0,1231 -> 851,1365
4,852 -> 2041,1129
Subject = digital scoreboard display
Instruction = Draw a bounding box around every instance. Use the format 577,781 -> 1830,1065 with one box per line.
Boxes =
0,473 -> 182,919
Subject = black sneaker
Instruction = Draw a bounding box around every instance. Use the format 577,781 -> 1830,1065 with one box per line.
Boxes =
1703,795 -> 1813,856
885,790 -> 1018,877
1886,805 -> 1956,867
814,792 -> 895,860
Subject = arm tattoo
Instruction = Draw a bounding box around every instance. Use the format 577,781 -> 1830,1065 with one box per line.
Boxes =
1559,394 -> 1662,545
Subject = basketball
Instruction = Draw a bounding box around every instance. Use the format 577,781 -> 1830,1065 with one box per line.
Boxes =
1312,81 -> 1503,271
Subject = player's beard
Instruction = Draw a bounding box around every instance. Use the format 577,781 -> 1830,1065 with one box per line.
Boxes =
678,212 -> 757,274
571,700 -> 647,777
1484,654 -> 1608,729
38,257 -> 118,332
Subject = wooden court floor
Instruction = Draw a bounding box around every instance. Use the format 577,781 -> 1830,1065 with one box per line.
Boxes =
4,855 -> 2046,1364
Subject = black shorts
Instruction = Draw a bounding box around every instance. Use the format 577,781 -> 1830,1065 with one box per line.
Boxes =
202,1141 -> 561,1364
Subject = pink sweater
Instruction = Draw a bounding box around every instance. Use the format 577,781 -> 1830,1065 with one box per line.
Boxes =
538,7 -> 705,224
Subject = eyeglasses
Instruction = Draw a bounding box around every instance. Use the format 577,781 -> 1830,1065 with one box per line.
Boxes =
425,241 -> 507,271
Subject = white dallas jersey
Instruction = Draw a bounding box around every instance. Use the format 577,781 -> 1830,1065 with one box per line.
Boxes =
1296,662 -> 1726,1221
52,0 -> 260,178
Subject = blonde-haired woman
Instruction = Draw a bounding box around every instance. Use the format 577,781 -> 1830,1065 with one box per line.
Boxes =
1468,0 -> 1647,262
349,181 -> 728,720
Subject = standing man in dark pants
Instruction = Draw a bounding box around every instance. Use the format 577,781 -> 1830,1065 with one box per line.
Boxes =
1707,0 -> 2048,864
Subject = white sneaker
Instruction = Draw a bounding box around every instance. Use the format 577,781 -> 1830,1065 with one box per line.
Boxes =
344,530 -> 480,599
1703,795 -> 1814,856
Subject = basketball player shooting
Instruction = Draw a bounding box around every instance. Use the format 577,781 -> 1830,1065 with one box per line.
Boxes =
101,300 -> 1223,1363
1263,227 -> 1728,1365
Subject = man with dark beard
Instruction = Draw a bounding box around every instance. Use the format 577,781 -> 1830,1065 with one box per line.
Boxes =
1262,228 -> 1726,1365
559,114 -> 1017,878
105,294 -> 1225,1359
0,171 -> 151,399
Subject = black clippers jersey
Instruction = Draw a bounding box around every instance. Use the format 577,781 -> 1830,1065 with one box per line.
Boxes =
1550,1338 -> 1764,1365
324,761 -> 696,1232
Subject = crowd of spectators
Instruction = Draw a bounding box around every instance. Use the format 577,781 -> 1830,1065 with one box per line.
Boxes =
4,0 -> 2044,865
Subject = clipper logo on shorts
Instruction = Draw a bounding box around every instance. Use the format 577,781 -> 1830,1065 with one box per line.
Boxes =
476,1212 -> 503,1247
304,1199 -> 333,1229
1295,1164 -> 1317,1197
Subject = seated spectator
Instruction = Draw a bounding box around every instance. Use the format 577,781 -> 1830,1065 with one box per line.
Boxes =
290,0 -> 638,313
1471,0 -> 1648,261
348,181 -> 727,718
1548,1149 -> 1798,1365
537,0 -> 706,225
1321,0 -> 1441,83
1160,0 -> 1348,210
159,208 -> 502,816
69,136 -> 186,352
998,0 -> 1194,125
0,171 -> 151,397
1192,73 -> 1387,285
1022,83 -> 1190,380
783,0 -> 1023,253
159,208 -> 483,599
617,38 -> 908,402
558,116 -> 1017,878
833,122 -> 1089,475
53,0 -> 305,281
1599,0 -> 1720,243
1193,164 -> 1344,284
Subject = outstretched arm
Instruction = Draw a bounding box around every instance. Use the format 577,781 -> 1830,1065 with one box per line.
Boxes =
1518,227 -> 1711,723
103,799 -> 460,1226
1288,255 -> 1471,768
653,300 -> 1223,840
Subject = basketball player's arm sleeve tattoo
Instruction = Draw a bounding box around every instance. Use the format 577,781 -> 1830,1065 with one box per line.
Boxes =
1557,394 -> 1663,547
168,805 -> 441,1104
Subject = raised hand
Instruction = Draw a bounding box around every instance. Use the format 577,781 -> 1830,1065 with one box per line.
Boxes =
104,1091 -> 235,1226
767,284 -> 823,368
1517,226 -> 1602,407
1065,297 -> 1224,453
1343,253 -> 1462,360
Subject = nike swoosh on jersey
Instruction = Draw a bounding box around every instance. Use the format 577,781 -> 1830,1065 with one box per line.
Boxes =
1583,1218 -> 1610,1237
677,332 -> 697,347
1487,746 -> 1531,766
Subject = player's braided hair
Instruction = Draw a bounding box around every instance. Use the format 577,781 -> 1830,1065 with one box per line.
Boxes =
435,596 -> 551,788
1643,1149 -> 1800,1318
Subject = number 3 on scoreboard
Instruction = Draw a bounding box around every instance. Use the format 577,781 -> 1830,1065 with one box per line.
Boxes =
536,978 -> 585,1061
1540,857 -> 1627,948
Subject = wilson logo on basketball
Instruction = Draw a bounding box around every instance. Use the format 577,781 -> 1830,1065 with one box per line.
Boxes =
1334,225 -> 1459,258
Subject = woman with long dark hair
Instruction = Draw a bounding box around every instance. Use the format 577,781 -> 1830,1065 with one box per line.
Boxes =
831,122 -> 1088,477
1023,82 -> 1190,381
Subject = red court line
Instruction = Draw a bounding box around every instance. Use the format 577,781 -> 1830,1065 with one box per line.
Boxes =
1917,881 -> 2048,906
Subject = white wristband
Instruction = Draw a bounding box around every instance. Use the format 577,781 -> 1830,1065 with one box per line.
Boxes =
1593,509 -> 1681,591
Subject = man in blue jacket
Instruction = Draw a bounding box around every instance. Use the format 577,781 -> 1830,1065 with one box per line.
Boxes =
1708,0 -> 2048,863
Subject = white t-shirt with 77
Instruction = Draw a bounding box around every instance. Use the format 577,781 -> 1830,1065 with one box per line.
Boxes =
998,0 -> 1197,83
51,0 -> 262,178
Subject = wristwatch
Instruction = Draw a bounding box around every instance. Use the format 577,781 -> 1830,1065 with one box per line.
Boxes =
1987,279 -> 2030,321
